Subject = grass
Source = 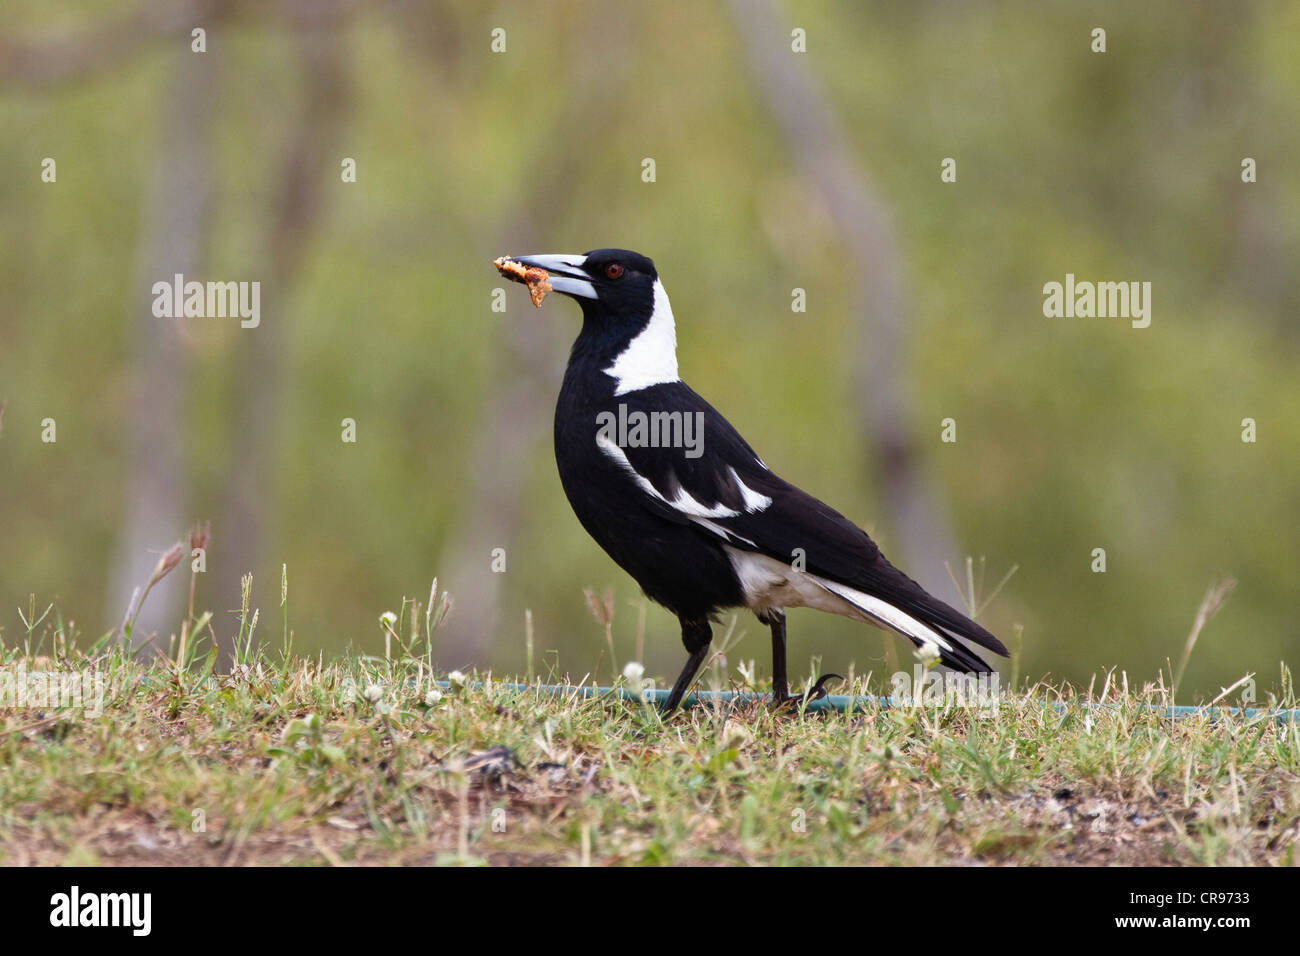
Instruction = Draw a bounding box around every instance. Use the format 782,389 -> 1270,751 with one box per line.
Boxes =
1,563 -> 1297,866
2,651 -> 1298,865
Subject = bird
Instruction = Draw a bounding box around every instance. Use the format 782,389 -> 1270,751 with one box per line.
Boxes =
495,248 -> 1008,712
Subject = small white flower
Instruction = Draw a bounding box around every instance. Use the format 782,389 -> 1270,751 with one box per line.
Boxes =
621,661 -> 656,702
424,688 -> 443,707
379,611 -> 398,629
914,643 -> 941,667
447,670 -> 467,691
363,684 -> 383,703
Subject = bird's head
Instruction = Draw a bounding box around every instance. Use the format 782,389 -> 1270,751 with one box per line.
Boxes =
500,248 -> 658,319
496,248 -> 679,391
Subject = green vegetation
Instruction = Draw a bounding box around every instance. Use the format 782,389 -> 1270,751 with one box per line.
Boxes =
2,2 -> 1296,704
2,577 -> 1296,866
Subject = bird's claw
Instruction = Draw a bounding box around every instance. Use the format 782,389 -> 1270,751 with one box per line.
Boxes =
807,672 -> 843,700
772,673 -> 843,710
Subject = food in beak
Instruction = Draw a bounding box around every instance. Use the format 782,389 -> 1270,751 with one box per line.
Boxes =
493,256 -> 553,308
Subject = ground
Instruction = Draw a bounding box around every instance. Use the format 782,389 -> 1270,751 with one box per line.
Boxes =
1,643 -> 1296,866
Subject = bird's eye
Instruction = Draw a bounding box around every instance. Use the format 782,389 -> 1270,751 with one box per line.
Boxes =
604,263 -> 624,280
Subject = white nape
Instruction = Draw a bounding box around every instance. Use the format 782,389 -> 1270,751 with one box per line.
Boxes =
604,279 -> 681,396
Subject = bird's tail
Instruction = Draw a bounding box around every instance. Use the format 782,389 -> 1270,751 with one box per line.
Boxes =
925,632 -> 996,674
815,579 -> 999,674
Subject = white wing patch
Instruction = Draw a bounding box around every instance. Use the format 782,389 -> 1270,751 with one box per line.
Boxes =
692,517 -> 756,548
596,434 -> 773,521
728,467 -> 772,512
604,279 -> 681,396
597,434 -> 737,518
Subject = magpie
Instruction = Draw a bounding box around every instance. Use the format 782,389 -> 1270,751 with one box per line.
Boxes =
496,248 -> 1008,712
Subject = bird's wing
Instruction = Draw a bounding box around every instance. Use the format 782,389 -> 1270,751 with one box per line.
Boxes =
591,384 -> 775,534
599,383 -> 1007,662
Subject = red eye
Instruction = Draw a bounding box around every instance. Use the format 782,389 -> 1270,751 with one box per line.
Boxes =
605,262 -> 624,280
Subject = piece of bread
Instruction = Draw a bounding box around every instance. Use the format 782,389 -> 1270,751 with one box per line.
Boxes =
493,256 -> 552,307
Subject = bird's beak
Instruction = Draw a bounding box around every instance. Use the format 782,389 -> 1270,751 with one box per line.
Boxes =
505,253 -> 597,300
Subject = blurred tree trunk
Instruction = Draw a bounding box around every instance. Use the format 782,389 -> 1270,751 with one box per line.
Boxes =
109,42 -> 219,648
434,5 -> 635,666
728,0 -> 963,599
211,11 -> 350,660
0,0 -> 215,89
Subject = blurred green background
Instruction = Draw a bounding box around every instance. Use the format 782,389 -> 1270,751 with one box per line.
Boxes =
2,0 -> 1297,699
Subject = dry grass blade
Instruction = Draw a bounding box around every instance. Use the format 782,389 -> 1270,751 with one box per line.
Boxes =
1172,575 -> 1237,697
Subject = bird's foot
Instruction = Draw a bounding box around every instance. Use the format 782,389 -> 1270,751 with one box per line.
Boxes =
771,673 -> 843,710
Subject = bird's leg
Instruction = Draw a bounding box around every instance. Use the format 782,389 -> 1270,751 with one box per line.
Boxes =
763,608 -> 841,708
765,609 -> 792,702
662,617 -> 712,713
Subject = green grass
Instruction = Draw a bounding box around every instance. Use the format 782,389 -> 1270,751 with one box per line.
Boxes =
2,567 -> 1297,866
2,645 -> 1297,865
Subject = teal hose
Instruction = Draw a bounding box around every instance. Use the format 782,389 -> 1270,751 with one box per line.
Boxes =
439,681 -> 1300,723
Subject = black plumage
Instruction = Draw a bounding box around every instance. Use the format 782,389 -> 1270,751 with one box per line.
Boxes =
498,248 -> 1007,710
